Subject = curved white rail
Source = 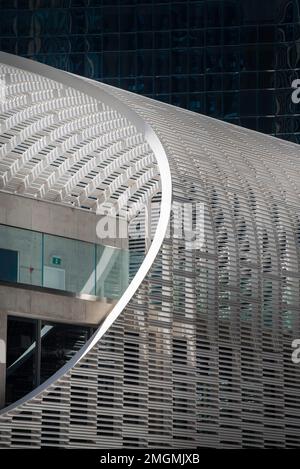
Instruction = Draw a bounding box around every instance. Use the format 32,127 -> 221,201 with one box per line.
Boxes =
0,52 -> 172,415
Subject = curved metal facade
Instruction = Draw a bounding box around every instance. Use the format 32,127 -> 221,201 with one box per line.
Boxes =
0,54 -> 300,448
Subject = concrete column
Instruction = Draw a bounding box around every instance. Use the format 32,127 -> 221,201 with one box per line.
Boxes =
0,312 -> 7,408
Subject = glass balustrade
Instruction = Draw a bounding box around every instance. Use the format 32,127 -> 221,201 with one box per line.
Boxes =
0,224 -> 130,300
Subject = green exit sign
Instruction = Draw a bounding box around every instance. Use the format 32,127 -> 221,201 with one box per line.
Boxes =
52,256 -> 61,266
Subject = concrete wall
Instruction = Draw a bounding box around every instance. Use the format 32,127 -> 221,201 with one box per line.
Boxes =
0,191 -> 128,249
0,284 -> 116,327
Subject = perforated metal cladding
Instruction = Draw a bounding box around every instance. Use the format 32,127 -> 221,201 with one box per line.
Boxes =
0,64 -> 159,213
1,61 -> 300,448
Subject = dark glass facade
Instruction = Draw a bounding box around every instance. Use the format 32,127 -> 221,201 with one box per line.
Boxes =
6,316 -> 93,405
0,1 -> 299,138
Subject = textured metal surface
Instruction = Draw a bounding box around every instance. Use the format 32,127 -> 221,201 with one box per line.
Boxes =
0,60 -> 160,213
0,54 -> 300,448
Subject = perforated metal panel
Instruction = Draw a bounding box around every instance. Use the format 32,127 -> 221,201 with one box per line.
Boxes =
0,54 -> 300,448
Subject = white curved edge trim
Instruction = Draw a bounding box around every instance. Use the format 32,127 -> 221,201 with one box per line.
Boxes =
0,52 -> 172,415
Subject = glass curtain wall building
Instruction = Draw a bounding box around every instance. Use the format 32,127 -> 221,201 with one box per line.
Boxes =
0,0 -> 299,142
